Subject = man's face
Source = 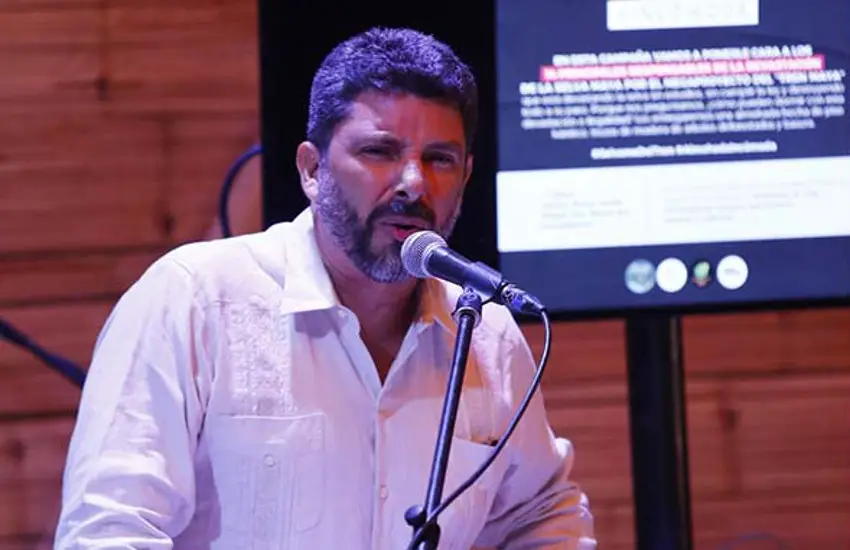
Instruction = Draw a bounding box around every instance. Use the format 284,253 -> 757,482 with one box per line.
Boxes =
312,91 -> 473,283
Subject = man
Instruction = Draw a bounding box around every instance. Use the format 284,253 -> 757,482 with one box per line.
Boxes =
54,27 -> 596,549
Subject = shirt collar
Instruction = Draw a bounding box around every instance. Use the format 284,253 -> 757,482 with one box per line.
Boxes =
276,208 -> 457,336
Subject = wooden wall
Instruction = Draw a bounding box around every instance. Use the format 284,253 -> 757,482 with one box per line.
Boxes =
0,1 -> 260,547
0,2 -> 848,549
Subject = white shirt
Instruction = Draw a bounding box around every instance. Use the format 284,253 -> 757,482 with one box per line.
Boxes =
54,208 -> 596,550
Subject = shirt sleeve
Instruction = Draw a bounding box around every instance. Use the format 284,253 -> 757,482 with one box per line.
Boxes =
476,329 -> 597,549
53,256 -> 208,549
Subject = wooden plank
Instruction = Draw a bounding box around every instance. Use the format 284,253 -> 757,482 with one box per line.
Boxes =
0,3 -> 101,112
522,319 -> 626,382
202,150 -> 263,240
163,114 -> 260,243
101,1 -> 258,114
0,113 -> 165,254
105,0 -> 255,45
0,302 -> 112,415
545,382 -> 633,503
0,361 -> 83,417
0,0 -> 259,546
727,374 -> 850,495
0,480 -> 63,541
683,308 -> 850,376
595,491 -> 850,550
683,311 -> 788,375
0,112 -> 259,255
0,2 -> 100,46
785,308 -> 850,369
0,0 -> 97,10
0,302 -> 108,370
0,417 -> 74,484
0,416 -> 73,541
0,250 -> 160,307
693,491 -> 850,550
544,372 -> 850,506
0,535 -> 54,550
523,307 -> 849,384
544,379 -> 730,504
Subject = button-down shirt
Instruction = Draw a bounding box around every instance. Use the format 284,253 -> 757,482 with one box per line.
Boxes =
54,208 -> 596,549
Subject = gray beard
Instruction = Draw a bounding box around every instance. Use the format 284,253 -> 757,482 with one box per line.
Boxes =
313,166 -> 460,284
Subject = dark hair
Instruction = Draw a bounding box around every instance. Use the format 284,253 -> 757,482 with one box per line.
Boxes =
307,27 -> 478,154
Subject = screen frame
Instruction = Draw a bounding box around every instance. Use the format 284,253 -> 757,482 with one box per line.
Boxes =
492,0 -> 850,321
256,0 -> 850,322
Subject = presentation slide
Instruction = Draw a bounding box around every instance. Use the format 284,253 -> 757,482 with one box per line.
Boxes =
495,0 -> 850,313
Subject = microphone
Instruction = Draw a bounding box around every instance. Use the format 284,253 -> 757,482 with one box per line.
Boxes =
401,231 -> 545,315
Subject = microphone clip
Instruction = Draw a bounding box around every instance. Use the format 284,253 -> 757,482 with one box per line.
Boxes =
451,286 -> 484,328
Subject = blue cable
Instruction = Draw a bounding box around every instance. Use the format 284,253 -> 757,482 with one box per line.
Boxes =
1,142 -> 264,389
218,143 -> 263,238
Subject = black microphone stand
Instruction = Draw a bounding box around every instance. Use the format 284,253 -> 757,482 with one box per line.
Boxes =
404,287 -> 483,550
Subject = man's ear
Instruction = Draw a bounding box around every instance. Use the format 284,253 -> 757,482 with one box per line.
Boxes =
296,141 -> 321,201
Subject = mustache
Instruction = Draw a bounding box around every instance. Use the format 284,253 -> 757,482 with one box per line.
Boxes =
369,197 -> 436,228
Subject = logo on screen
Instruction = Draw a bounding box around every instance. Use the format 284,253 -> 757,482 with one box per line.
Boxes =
691,260 -> 713,288
625,259 -> 656,294
717,255 -> 749,290
656,258 -> 688,293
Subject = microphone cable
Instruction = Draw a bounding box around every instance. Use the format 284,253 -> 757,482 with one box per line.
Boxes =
218,143 -> 263,238
0,318 -> 86,389
405,307 -> 553,550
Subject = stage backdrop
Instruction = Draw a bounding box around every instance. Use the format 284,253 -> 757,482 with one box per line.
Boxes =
0,1 -> 848,549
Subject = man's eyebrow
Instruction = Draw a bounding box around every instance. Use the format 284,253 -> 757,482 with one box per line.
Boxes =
348,133 -> 464,155
425,140 -> 464,155
350,133 -> 403,147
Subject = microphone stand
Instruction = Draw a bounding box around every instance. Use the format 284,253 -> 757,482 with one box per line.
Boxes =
405,287 -> 483,550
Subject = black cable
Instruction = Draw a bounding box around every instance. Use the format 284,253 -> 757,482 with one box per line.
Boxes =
405,308 -> 553,550
218,143 -> 263,238
1,143 -> 263,390
0,318 -> 86,388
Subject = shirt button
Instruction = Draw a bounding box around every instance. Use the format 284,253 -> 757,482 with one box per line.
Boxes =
379,485 -> 389,499
264,454 -> 275,467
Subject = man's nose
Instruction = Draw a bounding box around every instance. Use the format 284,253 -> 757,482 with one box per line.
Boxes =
395,160 -> 425,202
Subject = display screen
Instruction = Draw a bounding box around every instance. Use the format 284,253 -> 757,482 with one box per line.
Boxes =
495,0 -> 850,314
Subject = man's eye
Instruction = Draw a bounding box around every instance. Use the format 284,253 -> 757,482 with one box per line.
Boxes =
426,153 -> 458,166
362,146 -> 395,158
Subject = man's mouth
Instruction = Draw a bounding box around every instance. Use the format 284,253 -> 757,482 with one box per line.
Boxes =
381,217 -> 429,230
379,217 -> 430,241
391,223 -> 420,231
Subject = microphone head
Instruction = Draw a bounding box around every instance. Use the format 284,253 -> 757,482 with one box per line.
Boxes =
401,230 -> 447,278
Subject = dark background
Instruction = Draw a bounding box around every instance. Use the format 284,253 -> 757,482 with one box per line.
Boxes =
258,1 -> 499,272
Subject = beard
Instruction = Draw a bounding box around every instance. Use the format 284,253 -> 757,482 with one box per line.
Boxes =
313,164 -> 460,283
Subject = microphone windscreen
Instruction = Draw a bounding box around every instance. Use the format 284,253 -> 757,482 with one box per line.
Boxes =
401,230 -> 446,278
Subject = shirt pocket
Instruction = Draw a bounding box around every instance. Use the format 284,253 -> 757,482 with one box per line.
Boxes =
438,436 -> 508,550
204,412 -> 326,548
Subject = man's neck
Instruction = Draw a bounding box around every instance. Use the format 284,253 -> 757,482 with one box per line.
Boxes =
334,277 -> 420,340
313,222 -> 420,341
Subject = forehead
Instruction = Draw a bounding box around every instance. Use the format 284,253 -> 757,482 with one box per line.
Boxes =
332,91 -> 466,148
